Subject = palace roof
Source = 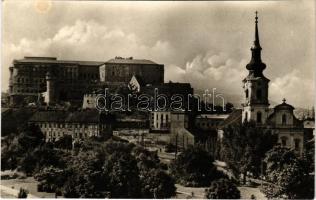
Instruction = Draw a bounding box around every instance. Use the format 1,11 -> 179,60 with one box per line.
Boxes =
14,57 -> 104,66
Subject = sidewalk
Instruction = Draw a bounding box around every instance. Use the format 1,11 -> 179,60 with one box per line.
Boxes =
0,185 -> 38,198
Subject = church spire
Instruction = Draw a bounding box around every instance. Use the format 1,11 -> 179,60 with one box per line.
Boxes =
253,11 -> 261,50
246,11 -> 266,77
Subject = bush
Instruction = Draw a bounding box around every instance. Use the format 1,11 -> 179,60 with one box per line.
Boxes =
170,146 -> 223,187
205,178 -> 240,199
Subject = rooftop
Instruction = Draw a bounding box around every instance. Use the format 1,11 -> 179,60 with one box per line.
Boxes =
14,56 -> 105,66
196,114 -> 230,119
29,110 -> 101,123
219,109 -> 242,128
106,57 -> 158,65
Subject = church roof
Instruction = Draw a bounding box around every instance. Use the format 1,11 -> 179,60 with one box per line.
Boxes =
274,98 -> 295,110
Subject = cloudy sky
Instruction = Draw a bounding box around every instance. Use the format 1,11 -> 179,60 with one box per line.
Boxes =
2,0 -> 315,108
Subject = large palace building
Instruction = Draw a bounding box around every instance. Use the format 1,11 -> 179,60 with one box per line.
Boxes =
8,56 -> 164,106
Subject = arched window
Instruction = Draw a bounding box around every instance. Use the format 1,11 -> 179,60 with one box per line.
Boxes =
256,89 -> 262,100
282,114 -> 287,125
257,112 -> 262,123
245,89 -> 249,98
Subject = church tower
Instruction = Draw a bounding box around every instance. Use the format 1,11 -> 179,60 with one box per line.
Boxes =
242,12 -> 270,124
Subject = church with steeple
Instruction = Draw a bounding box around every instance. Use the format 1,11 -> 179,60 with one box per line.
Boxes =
222,12 -> 310,156
242,11 -> 270,124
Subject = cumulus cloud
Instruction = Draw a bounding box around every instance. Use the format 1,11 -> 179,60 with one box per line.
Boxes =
165,52 -> 248,96
2,19 -> 176,89
270,69 -> 314,107
165,53 -> 314,108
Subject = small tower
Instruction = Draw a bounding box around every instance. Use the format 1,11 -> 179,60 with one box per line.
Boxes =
45,71 -> 56,106
242,11 -> 270,124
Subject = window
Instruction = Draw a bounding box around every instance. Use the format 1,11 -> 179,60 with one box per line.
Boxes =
245,89 -> 249,98
245,112 -> 248,122
282,114 -> 287,125
294,139 -> 300,151
166,115 -> 169,122
256,89 -> 262,100
257,112 -> 262,123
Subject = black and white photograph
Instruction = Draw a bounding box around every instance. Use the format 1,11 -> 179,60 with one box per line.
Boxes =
1,0 -> 315,199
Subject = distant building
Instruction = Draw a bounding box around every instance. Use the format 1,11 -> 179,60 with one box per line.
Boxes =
9,57 -> 104,106
169,111 -> 195,149
150,111 -> 171,133
195,114 -> 229,131
29,110 -> 113,141
100,57 -> 164,87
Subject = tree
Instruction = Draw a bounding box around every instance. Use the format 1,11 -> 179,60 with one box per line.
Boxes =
54,135 -> 72,150
140,169 -> 176,198
205,178 -> 240,199
170,146 -> 224,187
62,150 -> 109,198
103,151 -> 141,198
219,121 -> 278,182
34,166 -> 70,193
262,146 -> 313,199
17,124 -> 45,151
18,143 -> 69,175
132,146 -> 176,198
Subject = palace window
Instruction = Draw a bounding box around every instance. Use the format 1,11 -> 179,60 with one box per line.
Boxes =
245,89 -> 249,98
257,112 -> 262,123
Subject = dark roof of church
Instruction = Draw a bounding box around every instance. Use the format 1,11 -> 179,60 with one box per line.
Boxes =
14,57 -> 104,66
106,58 -> 158,65
274,101 -> 295,111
